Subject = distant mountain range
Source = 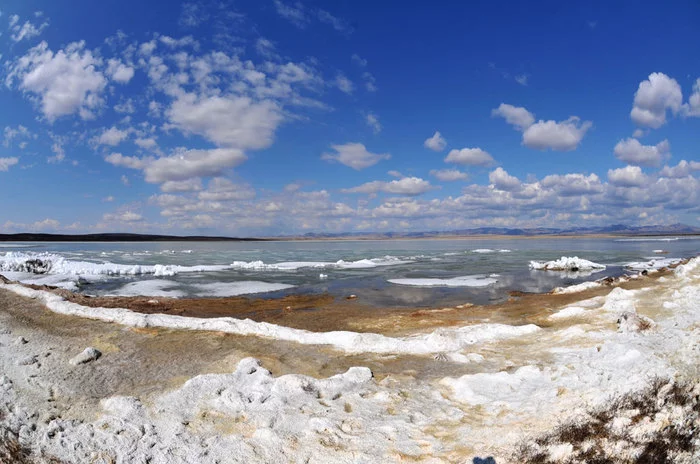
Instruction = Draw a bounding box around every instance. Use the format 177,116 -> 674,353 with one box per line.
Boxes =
0,224 -> 697,242
297,223 -> 700,239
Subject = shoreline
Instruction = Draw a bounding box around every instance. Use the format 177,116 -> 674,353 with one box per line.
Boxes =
0,257 -> 698,462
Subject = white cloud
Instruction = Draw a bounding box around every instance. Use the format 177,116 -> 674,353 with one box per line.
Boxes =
103,211 -> 143,222
351,54 -> 367,67
144,148 -> 247,183
102,196 -> 115,202
430,169 -> 468,182
630,72 -> 682,128
255,38 -> 278,59
134,137 -> 158,150
48,141 -> 65,163
105,152 -> 150,170
522,117 -> 592,151
491,103 -> 534,130
160,178 -> 202,193
198,178 -> 255,201
342,177 -> 433,196
31,218 -> 60,231
273,0 -> 308,28
607,166 -> 648,187
159,35 -> 198,48
363,72 -> 377,92
3,125 -> 32,147
167,94 -> 283,150
321,143 -> 390,170
96,127 -> 129,146
8,41 -> 107,121
659,160 -> 700,178
114,99 -> 135,114
444,147 -> 495,166
515,74 -> 528,86
120,175 -> 130,186
541,173 -> 603,196
366,112 -> 381,134
0,157 -> 19,171
335,74 -> 354,94
317,10 -> 347,32
682,78 -> 700,117
613,138 -> 670,167
10,16 -> 48,42
106,59 -> 135,84
387,170 -> 403,178
424,131 -> 447,152
493,103 -> 591,151
632,128 -> 645,138
489,167 -> 521,191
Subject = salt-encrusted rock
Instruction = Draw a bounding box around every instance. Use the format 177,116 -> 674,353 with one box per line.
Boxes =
69,347 -> 102,365
617,311 -> 654,333
14,336 -> 28,345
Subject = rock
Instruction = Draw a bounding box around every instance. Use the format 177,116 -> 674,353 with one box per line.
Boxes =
617,311 -> 654,333
14,336 -> 28,345
346,294 -> 358,300
70,347 -> 102,365
0,327 -> 11,335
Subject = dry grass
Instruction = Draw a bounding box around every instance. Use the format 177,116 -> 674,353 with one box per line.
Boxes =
514,378 -> 700,463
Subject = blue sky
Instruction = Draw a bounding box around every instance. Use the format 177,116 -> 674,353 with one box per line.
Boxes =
0,0 -> 698,236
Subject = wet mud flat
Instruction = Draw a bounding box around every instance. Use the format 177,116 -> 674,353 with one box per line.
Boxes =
11,265 -> 677,336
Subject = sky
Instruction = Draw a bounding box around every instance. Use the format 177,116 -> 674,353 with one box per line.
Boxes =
0,0 -> 698,236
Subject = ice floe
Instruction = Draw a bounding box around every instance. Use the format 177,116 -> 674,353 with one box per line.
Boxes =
230,256 -> 411,271
388,275 -> 498,287
193,281 -> 294,297
529,256 -> 606,272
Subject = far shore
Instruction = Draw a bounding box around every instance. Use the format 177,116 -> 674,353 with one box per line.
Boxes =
0,232 -> 698,243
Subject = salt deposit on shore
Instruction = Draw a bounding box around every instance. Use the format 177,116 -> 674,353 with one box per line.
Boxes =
0,257 -> 698,462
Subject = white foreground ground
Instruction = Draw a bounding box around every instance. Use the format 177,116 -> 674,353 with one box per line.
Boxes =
0,257 -> 699,463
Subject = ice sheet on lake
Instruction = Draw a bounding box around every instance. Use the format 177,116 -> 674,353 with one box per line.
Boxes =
529,256 -> 606,272
388,275 -> 498,287
194,281 -> 294,297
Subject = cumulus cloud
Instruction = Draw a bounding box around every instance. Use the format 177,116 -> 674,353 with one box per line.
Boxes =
630,72 -> 682,128
522,117 -> 592,151
351,54 -> 367,67
659,160 -> 700,178
491,104 -> 534,131
95,127 -> 129,146
160,178 -> 202,193
430,169 -> 468,182
613,138 -> 670,167
366,112 -> 381,134
489,167 -> 521,191
444,147 -> 495,166
342,177 -> 434,196
167,94 -> 283,150
682,78 -> 700,117
321,143 -> 390,170
7,41 -> 107,121
540,173 -> 603,196
106,59 -> 135,84
424,131 -> 447,152
105,152 -> 150,170
0,157 -> 19,171
103,211 -> 143,222
607,166 -> 648,187
197,178 -> 256,201
493,103 -> 591,151
144,148 -> 247,183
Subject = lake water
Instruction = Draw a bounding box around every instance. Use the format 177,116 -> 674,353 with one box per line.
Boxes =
0,236 -> 698,307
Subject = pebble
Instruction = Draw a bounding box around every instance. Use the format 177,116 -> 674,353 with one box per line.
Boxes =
14,336 -> 28,345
